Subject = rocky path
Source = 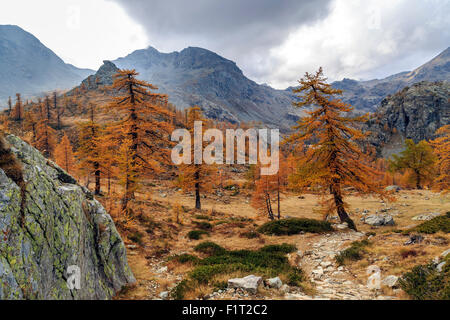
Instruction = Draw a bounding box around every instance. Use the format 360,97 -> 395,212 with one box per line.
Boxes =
286,231 -> 396,300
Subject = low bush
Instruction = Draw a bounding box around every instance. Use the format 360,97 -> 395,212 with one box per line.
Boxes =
335,240 -> 370,265
258,218 -> 333,236
188,230 -> 209,240
171,254 -> 201,264
171,280 -> 191,300
193,221 -> 213,230
399,256 -> 449,300
409,213 -> 450,234
240,231 -> 260,239
194,242 -> 227,256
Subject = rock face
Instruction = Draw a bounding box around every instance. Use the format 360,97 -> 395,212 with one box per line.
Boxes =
68,60 -> 119,94
0,25 -> 93,105
0,134 -> 135,299
367,81 -> 449,157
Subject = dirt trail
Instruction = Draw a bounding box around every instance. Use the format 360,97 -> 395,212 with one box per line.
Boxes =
286,231 -> 397,300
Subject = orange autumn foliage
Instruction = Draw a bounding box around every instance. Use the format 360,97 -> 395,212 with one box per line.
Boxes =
431,125 -> 450,193
108,69 -> 174,210
54,134 -> 75,174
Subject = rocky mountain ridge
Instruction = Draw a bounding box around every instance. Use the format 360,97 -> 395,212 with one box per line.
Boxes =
0,25 -> 93,105
333,48 -> 450,112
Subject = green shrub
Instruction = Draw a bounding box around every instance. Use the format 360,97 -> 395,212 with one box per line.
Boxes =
241,231 -> 260,239
258,218 -> 333,236
195,215 -> 212,221
188,230 -> 209,240
335,240 -> 370,265
410,214 -> 450,234
171,254 -> 201,264
194,242 -> 227,256
287,268 -> 305,286
193,221 -> 213,230
399,257 -> 449,300
260,243 -> 297,254
171,280 -> 191,300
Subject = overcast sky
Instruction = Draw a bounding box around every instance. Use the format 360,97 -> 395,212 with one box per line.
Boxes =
1,0 -> 449,88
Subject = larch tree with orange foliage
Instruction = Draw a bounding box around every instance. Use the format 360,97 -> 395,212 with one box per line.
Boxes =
251,154 -> 287,220
54,134 -> 76,174
177,107 -> 216,210
34,119 -> 57,159
287,68 -> 385,230
108,69 -> 174,211
13,93 -> 23,122
431,125 -> 450,192
76,104 -> 102,195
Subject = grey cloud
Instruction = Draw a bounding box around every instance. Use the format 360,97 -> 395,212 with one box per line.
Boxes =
108,0 -> 333,77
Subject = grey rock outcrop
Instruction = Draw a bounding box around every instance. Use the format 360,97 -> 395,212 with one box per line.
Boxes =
0,134 -> 135,299
367,81 -> 449,157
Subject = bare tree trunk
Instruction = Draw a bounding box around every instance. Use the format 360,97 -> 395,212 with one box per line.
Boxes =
195,167 -> 201,210
331,182 -> 357,231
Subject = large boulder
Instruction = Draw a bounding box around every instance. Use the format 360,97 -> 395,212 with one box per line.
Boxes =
228,275 -> 262,294
0,134 -> 135,300
363,214 -> 395,226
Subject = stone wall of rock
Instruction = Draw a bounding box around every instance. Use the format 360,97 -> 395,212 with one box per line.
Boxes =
0,134 -> 135,299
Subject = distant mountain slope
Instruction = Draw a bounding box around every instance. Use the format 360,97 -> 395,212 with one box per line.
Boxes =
333,48 -> 450,112
112,46 -> 299,127
367,81 -> 450,157
0,25 -> 93,106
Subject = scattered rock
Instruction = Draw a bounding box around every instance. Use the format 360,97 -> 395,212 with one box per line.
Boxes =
412,212 -> 441,221
382,275 -> 399,288
156,266 -> 168,274
159,291 -> 169,300
266,277 -> 283,289
228,275 -> 262,294
280,284 -> 290,293
404,234 -> 424,245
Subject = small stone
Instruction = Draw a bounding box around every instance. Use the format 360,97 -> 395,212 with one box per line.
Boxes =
266,277 -> 283,289
437,262 -> 446,273
404,234 -> 423,245
382,275 -> 399,288
280,284 -> 290,293
156,266 -> 168,273
159,291 -> 169,300
441,249 -> 450,259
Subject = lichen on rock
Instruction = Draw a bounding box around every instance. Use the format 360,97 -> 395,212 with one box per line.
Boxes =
0,134 -> 135,300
